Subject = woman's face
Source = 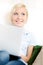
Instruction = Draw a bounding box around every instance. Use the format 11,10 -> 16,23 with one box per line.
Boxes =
11,7 -> 28,27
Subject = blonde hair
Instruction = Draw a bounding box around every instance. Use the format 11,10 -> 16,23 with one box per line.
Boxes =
11,3 -> 28,16
6,3 -> 28,25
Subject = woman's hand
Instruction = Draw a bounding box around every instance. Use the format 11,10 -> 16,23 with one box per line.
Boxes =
21,46 -> 34,62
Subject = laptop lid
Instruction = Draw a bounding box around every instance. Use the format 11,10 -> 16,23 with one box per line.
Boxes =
0,25 -> 23,56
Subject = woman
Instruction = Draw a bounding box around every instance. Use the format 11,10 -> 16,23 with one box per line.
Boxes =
0,3 -> 34,65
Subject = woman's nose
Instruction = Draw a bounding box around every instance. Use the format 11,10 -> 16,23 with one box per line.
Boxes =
18,15 -> 22,19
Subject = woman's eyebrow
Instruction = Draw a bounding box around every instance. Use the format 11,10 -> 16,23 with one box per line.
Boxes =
13,12 -> 18,15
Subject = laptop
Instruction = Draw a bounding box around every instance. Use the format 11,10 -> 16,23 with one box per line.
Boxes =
0,25 -> 23,57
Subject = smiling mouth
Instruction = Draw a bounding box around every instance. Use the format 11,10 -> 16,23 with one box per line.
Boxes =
16,20 -> 23,22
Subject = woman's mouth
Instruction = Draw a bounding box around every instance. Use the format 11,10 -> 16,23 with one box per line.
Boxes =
16,20 -> 23,22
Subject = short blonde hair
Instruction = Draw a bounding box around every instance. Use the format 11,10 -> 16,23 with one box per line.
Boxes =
11,3 -> 28,16
6,3 -> 28,25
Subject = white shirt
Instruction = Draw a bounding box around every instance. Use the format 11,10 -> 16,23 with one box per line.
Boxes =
19,30 -> 36,56
18,30 -> 36,65
0,25 -> 36,65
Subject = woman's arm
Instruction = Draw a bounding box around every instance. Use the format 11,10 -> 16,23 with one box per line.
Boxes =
21,46 -> 34,62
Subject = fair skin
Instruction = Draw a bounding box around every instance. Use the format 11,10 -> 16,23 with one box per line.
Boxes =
21,46 -> 33,62
11,7 -> 27,27
11,6 -> 33,62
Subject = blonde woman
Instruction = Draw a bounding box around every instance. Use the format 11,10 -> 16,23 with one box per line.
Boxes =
0,3 -> 34,65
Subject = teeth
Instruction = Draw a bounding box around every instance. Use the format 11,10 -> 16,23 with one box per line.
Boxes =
16,21 -> 23,22
20,20 -> 22,21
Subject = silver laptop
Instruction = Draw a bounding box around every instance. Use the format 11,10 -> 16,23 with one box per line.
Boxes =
0,25 -> 23,56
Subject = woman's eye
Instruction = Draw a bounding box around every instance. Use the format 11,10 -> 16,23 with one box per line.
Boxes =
13,13 -> 18,15
21,13 -> 25,15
